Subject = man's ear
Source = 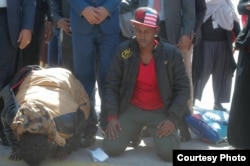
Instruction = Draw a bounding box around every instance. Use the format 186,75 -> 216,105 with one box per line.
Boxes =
155,27 -> 160,36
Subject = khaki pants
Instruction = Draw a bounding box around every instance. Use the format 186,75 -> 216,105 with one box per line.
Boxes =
102,104 -> 180,161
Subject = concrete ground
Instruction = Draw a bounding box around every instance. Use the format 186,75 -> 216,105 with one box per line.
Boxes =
0,132 -> 233,166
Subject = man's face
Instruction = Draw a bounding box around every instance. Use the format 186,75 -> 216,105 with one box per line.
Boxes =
134,24 -> 159,48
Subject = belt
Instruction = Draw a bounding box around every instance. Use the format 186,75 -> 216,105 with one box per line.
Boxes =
0,7 -> 7,13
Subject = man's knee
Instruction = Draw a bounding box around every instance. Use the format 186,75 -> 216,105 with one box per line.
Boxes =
156,150 -> 173,162
102,139 -> 126,156
154,135 -> 180,161
156,144 -> 180,162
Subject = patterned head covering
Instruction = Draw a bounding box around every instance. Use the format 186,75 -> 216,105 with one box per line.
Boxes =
130,7 -> 159,28
11,100 -> 66,146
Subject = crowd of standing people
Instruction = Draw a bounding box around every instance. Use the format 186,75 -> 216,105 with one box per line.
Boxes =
0,0 -> 248,165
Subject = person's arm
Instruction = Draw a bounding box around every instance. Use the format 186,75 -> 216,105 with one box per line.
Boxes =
181,0 -> 196,37
47,0 -> 63,23
68,0 -> 120,16
1,87 -> 21,160
2,119 -> 21,160
156,45 -> 190,137
67,0 -> 90,16
47,0 -> 72,35
233,20 -> 242,38
43,0 -> 54,43
53,134 -> 81,160
100,42 -> 126,131
18,0 -> 36,49
194,0 -> 207,33
120,0 -> 138,14
99,0 -> 121,16
192,0 -> 207,45
165,47 -> 191,125
103,48 -> 124,120
177,0 -> 196,51
21,0 -> 36,30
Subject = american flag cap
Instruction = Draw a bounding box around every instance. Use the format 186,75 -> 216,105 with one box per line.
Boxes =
130,7 -> 159,28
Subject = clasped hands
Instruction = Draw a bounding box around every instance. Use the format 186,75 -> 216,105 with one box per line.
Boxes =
81,6 -> 109,25
105,119 -> 176,140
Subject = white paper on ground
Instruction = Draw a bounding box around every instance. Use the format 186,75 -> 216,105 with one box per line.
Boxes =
86,148 -> 109,162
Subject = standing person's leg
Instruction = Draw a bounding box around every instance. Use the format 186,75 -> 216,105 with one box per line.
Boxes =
0,97 -> 9,146
0,24 -> 18,89
57,29 -> 62,66
193,41 -> 214,102
61,47 -> 73,71
95,30 -> 119,111
61,31 -> 73,72
177,108 -> 191,142
47,28 -> 60,67
21,8 -> 45,67
94,28 -> 119,143
212,41 -> 233,110
0,11 -> 18,145
178,47 -> 193,142
72,30 -> 98,147
72,32 -> 96,100
181,47 -> 193,112
228,51 -> 250,148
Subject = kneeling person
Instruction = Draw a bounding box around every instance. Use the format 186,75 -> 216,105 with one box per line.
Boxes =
100,7 -> 190,161
0,67 -> 91,166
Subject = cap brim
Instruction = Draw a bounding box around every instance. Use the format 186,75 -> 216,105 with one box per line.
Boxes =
130,19 -> 157,28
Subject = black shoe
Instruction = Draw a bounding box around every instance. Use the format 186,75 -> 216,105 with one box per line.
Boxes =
180,129 -> 191,142
213,103 -> 227,111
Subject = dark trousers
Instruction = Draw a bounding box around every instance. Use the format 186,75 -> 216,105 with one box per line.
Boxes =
0,10 -> 18,90
61,31 -> 74,72
20,7 -> 45,68
193,40 -> 233,103
0,9 -> 18,139
72,25 -> 119,113
103,104 -> 180,161
48,28 -> 62,67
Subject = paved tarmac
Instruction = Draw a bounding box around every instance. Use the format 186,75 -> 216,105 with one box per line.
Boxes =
0,124 -> 234,166
0,126 -> 233,166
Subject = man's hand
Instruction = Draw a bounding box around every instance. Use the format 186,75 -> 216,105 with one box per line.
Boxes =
95,7 -> 109,22
156,120 -> 176,137
105,119 -> 122,140
57,18 -> 71,36
44,21 -> 54,44
81,6 -> 101,25
9,149 -> 22,161
177,35 -> 192,52
17,29 -> 32,49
